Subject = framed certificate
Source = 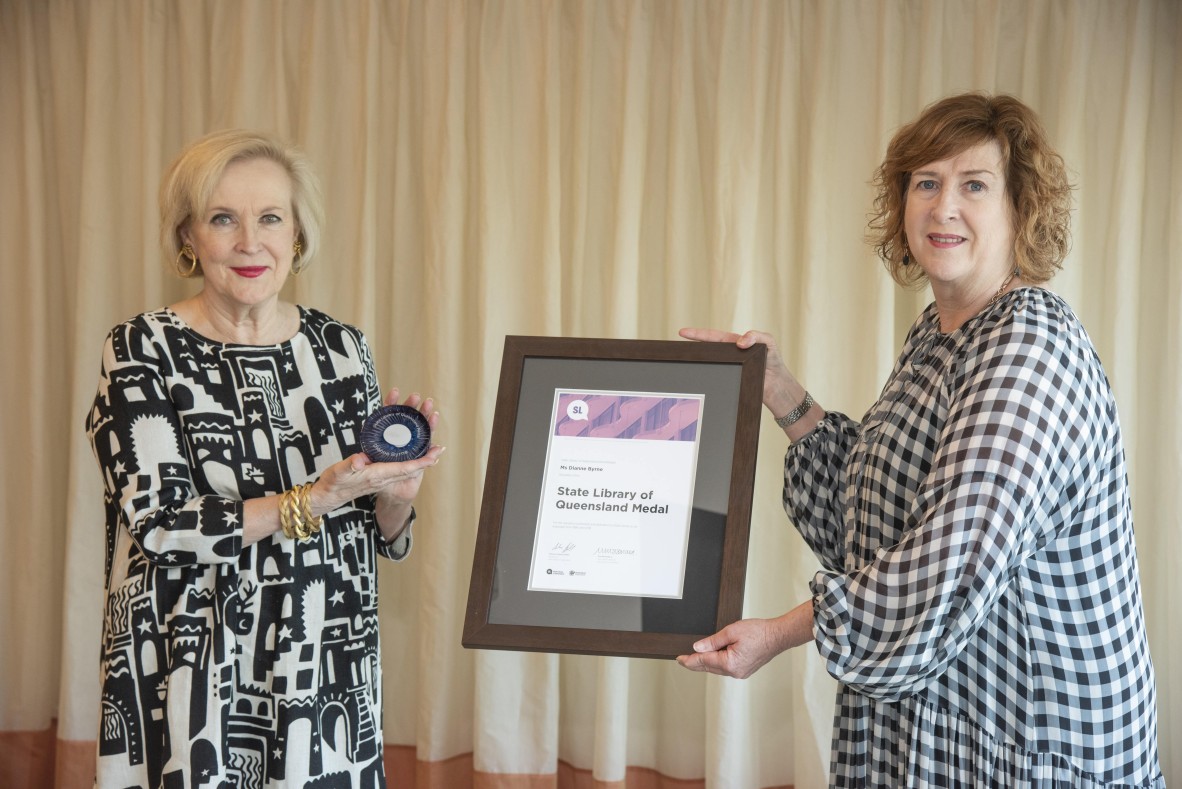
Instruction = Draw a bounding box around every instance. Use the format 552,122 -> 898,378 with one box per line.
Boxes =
462,336 -> 766,659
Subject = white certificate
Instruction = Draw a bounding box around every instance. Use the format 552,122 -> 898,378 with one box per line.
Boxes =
527,389 -> 704,598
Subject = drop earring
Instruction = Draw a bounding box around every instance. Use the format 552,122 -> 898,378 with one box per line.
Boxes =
177,244 -> 199,277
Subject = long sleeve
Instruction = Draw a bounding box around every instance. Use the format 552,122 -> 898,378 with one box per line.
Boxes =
783,318 -> 931,575
91,306 -> 424,787
810,293 -> 1121,701
782,411 -> 861,573
354,331 -> 415,562
801,291 -> 1160,785
86,322 -> 243,571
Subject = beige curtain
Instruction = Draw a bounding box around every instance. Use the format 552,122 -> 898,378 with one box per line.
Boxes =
1,1 -> 1178,786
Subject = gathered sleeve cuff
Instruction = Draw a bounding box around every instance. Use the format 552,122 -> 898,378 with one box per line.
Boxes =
808,298 -> 1108,701
375,507 -> 414,561
87,324 -> 244,567
783,411 -> 861,572
809,471 -> 1030,701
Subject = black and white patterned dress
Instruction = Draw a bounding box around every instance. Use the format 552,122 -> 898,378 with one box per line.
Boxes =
784,288 -> 1163,788
86,306 -> 411,789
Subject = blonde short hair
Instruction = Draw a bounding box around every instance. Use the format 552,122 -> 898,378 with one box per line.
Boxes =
159,129 -> 325,276
868,92 -> 1073,287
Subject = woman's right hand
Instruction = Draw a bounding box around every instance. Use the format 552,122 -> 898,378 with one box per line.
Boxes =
311,387 -> 444,519
676,600 -> 815,679
678,327 -> 804,418
310,448 -> 443,519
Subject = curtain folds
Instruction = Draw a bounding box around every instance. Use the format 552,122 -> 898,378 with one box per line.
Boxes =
0,1 -> 1177,787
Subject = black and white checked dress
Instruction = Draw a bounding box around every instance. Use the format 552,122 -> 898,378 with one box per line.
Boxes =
784,288 -> 1164,788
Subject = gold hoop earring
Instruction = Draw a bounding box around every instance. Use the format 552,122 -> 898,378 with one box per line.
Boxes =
292,239 -> 304,274
177,244 -> 199,277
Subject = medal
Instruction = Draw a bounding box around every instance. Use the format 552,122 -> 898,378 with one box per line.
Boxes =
360,404 -> 431,462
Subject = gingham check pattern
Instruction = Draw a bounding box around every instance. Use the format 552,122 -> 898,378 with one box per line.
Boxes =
784,289 -> 1163,788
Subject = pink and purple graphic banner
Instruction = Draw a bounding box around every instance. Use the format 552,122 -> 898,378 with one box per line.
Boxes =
553,393 -> 701,441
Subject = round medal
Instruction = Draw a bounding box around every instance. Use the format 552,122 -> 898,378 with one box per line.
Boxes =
360,404 -> 431,462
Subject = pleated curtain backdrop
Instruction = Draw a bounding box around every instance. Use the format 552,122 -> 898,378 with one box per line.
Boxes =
1,1 -> 1178,787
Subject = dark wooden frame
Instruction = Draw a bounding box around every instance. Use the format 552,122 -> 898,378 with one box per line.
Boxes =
462,336 -> 766,659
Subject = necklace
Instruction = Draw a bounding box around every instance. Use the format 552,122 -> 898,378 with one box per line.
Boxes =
989,270 -> 1017,305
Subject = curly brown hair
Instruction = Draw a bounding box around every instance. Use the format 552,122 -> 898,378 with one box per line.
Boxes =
868,92 -> 1073,287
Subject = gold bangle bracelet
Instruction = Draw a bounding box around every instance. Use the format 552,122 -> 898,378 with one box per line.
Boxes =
280,483 -> 323,541
298,483 -> 323,534
295,485 -> 312,540
283,487 -> 307,540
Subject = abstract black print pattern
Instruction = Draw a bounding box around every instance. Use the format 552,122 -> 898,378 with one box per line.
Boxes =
86,307 -> 409,789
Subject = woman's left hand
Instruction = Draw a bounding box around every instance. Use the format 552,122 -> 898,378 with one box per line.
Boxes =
676,618 -> 789,679
678,328 -> 816,431
363,387 -> 443,506
677,600 -> 814,678
309,387 -> 444,539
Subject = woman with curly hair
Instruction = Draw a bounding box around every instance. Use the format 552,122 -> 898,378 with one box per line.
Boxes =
679,93 -> 1162,788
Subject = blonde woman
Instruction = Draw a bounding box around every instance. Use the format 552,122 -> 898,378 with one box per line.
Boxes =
86,130 -> 443,787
